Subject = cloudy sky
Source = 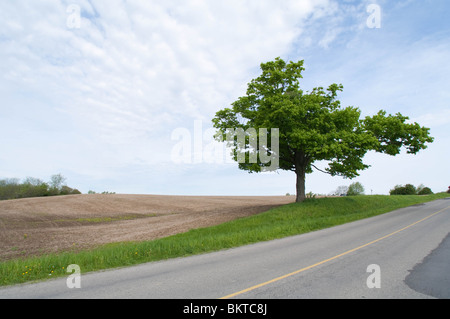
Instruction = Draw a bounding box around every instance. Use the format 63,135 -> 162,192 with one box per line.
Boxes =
1,0 -> 449,196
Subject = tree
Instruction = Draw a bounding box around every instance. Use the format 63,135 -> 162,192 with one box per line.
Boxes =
417,187 -> 433,195
212,57 -> 434,202
335,185 -> 349,196
49,173 -> 66,191
20,178 -> 49,198
390,184 -> 417,195
347,182 -> 365,196
60,185 -> 82,195
0,178 -> 21,200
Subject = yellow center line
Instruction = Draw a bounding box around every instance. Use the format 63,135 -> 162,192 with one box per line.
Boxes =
220,205 -> 450,299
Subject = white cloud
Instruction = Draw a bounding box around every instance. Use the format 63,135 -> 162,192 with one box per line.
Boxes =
1,0 -> 448,195
0,0 -> 332,187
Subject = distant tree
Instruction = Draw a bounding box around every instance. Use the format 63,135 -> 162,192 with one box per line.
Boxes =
212,57 -> 434,202
416,184 -> 425,194
23,177 -> 45,186
0,174 -> 80,200
20,181 -> 49,198
0,178 -> 21,200
417,187 -> 433,195
49,173 -> 66,191
390,184 -> 417,195
60,185 -> 81,195
335,185 -> 349,196
347,182 -> 365,196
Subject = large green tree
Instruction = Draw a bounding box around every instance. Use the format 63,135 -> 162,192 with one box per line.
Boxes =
212,58 -> 434,202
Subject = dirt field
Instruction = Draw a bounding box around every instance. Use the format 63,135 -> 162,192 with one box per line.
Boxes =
0,194 -> 295,261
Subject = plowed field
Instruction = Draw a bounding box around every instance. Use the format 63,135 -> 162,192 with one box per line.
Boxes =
0,194 -> 294,261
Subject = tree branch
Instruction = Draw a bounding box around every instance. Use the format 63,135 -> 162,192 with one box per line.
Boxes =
311,164 -> 332,175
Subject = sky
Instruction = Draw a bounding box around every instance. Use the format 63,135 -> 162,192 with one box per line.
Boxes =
1,0 -> 449,196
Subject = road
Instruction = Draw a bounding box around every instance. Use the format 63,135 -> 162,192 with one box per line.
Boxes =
1,198 -> 449,299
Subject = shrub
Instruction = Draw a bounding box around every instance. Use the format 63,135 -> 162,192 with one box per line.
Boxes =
390,184 -> 434,195
60,185 -> 81,195
390,184 -> 417,195
417,187 -> 433,195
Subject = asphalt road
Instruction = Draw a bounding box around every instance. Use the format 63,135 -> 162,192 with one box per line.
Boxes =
1,198 -> 449,299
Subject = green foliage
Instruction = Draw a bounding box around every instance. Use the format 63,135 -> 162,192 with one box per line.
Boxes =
59,185 -> 82,195
363,111 -> 434,155
0,174 -> 81,200
390,184 -> 417,195
347,182 -> 365,196
389,183 -> 434,195
417,187 -> 433,195
212,57 -> 434,202
306,191 -> 316,199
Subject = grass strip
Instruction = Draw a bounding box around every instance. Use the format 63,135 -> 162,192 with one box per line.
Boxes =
1,193 -> 448,287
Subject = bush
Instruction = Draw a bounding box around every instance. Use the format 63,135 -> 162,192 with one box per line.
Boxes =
417,187 -> 433,195
390,184 -> 417,195
390,184 -> 434,195
60,185 -> 82,195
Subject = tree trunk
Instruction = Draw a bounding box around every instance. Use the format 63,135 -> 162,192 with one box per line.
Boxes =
295,167 -> 306,203
295,151 -> 307,203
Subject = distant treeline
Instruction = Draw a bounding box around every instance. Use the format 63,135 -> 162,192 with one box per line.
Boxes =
0,174 -> 81,201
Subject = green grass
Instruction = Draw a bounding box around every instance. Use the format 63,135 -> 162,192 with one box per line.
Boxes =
1,193 -> 448,287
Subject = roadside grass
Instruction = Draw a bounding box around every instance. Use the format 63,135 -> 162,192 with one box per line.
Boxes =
1,193 -> 448,287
